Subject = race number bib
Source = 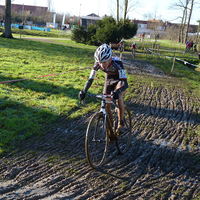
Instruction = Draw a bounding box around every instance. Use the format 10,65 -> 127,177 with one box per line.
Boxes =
118,69 -> 127,79
89,69 -> 97,79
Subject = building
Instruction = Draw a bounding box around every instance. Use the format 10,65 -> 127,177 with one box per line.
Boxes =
81,13 -> 104,29
131,19 -> 198,38
0,4 -> 48,16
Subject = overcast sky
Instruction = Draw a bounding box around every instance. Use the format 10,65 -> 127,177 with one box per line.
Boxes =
1,0 -> 199,25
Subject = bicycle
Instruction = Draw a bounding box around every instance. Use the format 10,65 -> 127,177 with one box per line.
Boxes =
118,43 -> 125,52
81,94 -> 132,169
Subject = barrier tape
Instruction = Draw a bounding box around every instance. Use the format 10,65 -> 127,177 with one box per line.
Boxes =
146,48 -> 200,68
0,66 -> 92,84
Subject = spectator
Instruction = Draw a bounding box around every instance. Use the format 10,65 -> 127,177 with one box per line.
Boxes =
194,44 -> 197,52
190,41 -> 194,51
186,41 -> 191,51
139,34 -> 143,41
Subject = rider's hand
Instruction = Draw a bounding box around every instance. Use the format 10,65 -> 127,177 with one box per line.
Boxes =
111,91 -> 119,99
79,91 -> 86,100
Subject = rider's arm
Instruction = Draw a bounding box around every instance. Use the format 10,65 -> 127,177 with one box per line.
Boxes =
115,67 -> 128,94
115,78 -> 128,94
83,63 -> 99,93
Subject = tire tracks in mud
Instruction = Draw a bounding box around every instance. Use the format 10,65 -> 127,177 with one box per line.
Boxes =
0,60 -> 200,199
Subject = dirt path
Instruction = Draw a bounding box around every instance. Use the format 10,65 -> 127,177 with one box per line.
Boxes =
0,50 -> 200,200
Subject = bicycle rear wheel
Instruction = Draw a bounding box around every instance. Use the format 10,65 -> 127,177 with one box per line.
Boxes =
85,112 -> 109,169
116,106 -> 132,154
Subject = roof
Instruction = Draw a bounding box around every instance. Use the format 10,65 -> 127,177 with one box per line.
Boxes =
131,19 -> 147,24
82,13 -> 103,20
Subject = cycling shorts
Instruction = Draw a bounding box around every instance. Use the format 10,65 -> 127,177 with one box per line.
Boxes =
103,79 -> 122,95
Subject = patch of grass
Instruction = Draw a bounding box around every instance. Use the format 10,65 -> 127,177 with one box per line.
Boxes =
0,37 -> 99,153
47,155 -> 60,163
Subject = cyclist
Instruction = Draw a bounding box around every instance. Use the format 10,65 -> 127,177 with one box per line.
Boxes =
118,38 -> 125,52
79,43 -> 128,135
131,42 -> 138,56
131,42 -> 138,51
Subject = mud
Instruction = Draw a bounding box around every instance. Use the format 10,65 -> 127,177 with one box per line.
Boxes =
0,56 -> 200,200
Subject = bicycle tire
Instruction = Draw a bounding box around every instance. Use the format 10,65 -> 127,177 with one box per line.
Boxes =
85,112 -> 109,169
116,106 -> 132,154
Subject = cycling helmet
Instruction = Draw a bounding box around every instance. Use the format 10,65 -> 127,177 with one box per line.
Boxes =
94,44 -> 112,63
133,42 -> 136,45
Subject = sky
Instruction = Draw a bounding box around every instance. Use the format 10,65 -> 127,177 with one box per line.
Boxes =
1,0 -> 199,25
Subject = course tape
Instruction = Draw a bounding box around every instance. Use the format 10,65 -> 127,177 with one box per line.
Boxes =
0,66 -> 92,84
146,48 -> 200,68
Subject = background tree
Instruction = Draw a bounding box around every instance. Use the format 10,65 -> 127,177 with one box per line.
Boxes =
122,0 -> 141,23
117,0 -> 119,23
184,0 -> 194,43
169,0 -> 197,43
123,0 -> 128,24
143,5 -> 162,42
1,0 -> 13,38
47,0 -> 54,12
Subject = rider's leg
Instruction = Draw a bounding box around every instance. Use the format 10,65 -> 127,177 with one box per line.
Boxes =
117,91 -> 125,130
105,103 -> 113,127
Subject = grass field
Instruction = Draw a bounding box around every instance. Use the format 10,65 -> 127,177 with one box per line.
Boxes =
0,33 -> 200,154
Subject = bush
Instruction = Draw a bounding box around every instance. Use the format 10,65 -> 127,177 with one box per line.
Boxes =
95,17 -> 121,44
71,26 -> 88,43
71,16 -> 137,46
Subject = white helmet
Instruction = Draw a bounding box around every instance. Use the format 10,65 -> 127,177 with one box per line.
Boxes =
94,44 -> 112,63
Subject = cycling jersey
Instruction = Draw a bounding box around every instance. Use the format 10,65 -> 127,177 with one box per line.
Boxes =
83,57 -> 128,94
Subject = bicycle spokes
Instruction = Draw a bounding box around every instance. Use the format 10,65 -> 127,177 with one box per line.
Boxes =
85,113 -> 109,169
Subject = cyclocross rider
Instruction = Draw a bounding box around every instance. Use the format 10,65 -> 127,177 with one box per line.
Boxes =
79,43 -> 128,135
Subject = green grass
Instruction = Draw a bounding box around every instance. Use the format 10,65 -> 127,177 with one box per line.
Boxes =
0,37 -> 101,153
0,34 -> 200,154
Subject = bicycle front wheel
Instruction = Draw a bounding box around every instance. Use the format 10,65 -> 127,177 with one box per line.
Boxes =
85,112 -> 109,169
116,106 -> 132,154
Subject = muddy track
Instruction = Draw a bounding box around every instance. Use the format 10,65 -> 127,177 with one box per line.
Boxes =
0,58 -> 200,200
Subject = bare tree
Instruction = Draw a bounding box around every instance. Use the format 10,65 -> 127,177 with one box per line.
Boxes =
169,0 -> 190,43
117,0 -> 119,23
143,5 -> 162,41
121,0 -> 141,23
123,0 -> 128,23
47,0 -> 54,12
1,0 -> 13,38
184,0 -> 194,43
169,0 -> 197,43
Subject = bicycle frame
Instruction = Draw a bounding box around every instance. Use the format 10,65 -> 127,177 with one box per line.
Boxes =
83,94 -> 118,138
100,98 -> 116,138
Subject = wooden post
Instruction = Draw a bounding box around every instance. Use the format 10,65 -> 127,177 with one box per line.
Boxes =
145,48 -> 147,60
120,52 -> 122,60
171,56 -> 176,73
156,45 -> 158,66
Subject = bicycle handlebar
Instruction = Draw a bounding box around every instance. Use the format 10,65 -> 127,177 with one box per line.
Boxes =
80,94 -> 119,108
86,94 -> 111,100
